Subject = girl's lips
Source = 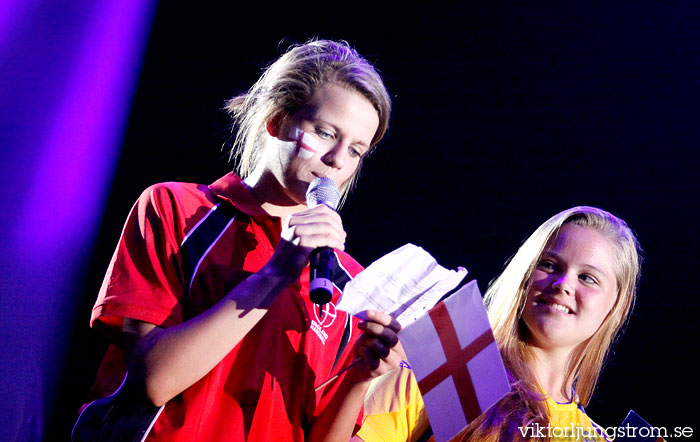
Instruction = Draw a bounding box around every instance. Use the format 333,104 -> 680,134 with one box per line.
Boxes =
538,298 -> 574,314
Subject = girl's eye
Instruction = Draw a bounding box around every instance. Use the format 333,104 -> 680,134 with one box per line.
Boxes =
349,146 -> 362,158
537,260 -> 556,271
315,128 -> 333,139
579,274 -> 598,285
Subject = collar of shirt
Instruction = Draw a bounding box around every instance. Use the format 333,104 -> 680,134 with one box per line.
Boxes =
209,172 -> 271,218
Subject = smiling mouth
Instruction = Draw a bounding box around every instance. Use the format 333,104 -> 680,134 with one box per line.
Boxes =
539,299 -> 574,314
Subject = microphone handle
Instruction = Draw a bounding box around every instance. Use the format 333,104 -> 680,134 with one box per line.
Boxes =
309,246 -> 334,304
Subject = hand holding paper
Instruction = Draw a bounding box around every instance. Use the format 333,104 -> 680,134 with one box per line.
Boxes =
353,310 -> 404,379
316,244 -> 465,391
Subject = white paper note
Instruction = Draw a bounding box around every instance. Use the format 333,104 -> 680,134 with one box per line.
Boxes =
337,243 -> 468,327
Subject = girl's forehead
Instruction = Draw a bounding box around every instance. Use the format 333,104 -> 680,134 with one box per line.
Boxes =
545,225 -> 617,272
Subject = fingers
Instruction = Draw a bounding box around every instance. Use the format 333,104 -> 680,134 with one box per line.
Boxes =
357,345 -> 383,371
361,310 -> 402,333
356,332 -> 391,358
358,320 -> 399,350
287,202 -> 343,227
354,335 -> 403,375
284,205 -> 346,251
353,310 -> 404,379
266,205 -> 347,280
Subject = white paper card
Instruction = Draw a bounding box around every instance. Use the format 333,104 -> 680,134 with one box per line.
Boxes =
337,243 -> 468,327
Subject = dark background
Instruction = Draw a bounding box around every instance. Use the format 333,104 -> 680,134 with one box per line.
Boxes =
54,2 -> 698,440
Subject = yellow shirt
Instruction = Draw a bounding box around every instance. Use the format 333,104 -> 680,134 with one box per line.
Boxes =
541,393 -> 608,442
358,367 -> 429,442
357,367 -> 608,442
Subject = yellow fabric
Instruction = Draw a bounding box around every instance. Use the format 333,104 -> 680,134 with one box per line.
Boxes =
357,367 -> 608,442
543,394 -> 608,442
358,367 -> 428,442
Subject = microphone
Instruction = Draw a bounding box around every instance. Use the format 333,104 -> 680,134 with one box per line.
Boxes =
305,177 -> 341,305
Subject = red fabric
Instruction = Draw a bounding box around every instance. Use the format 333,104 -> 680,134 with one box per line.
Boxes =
89,173 -> 364,441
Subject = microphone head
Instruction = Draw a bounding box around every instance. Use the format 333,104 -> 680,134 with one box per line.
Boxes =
305,177 -> 340,211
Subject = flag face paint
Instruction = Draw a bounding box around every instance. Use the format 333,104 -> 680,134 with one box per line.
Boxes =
290,127 -> 319,159
399,280 -> 512,442
297,131 -> 318,159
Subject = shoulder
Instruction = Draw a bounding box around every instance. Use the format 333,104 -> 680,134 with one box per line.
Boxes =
130,181 -> 221,232
137,181 -> 215,211
365,367 -> 423,415
577,408 -> 610,442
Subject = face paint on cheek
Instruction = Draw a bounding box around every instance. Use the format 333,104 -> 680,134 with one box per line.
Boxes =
290,127 -> 318,160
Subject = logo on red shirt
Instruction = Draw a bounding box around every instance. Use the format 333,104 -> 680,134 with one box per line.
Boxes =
310,302 -> 337,345
313,302 -> 337,328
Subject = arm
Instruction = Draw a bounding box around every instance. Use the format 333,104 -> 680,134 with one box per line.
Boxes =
124,204 -> 347,406
308,310 -> 404,442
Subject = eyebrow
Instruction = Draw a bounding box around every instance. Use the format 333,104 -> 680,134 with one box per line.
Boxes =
354,139 -> 370,149
315,118 -> 372,151
541,251 -> 613,280
580,264 -> 612,280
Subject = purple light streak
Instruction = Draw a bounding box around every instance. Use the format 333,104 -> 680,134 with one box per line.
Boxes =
0,0 -> 157,438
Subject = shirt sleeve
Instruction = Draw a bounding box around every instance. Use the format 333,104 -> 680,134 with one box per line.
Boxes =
91,183 -> 187,334
357,367 -> 430,442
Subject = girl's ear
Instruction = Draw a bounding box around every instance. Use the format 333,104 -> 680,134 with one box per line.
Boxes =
266,115 -> 282,138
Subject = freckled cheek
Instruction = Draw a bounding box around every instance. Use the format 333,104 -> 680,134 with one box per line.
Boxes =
313,138 -> 339,155
578,291 -> 616,323
526,272 -> 550,295
522,289 -> 542,310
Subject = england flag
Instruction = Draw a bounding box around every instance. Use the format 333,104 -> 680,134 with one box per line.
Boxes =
399,280 -> 511,442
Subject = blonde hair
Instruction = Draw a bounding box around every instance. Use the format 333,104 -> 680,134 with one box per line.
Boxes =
224,39 -> 391,204
460,206 -> 641,441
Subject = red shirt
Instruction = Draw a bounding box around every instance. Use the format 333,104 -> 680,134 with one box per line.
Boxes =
90,173 -> 364,441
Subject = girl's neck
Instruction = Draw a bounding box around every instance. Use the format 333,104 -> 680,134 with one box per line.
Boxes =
529,346 -> 575,403
243,167 -> 305,220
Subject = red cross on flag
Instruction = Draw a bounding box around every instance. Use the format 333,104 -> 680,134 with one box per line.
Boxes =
399,280 -> 511,442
